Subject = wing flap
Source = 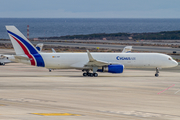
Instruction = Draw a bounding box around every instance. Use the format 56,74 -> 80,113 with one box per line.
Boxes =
85,59 -> 109,67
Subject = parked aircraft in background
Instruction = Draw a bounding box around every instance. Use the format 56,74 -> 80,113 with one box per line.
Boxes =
122,46 -> 132,53
0,43 -> 45,65
0,55 -> 11,65
5,26 -> 178,77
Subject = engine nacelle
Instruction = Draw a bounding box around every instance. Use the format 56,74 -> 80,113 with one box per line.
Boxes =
97,64 -> 124,73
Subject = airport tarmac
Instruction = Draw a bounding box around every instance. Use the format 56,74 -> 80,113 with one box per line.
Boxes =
0,63 -> 180,120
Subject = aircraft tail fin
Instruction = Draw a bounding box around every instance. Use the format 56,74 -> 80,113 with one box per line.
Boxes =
6,26 -> 45,67
6,26 -> 39,55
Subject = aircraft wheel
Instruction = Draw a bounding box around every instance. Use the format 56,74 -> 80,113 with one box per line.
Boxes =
93,73 -> 98,77
83,73 -> 87,76
155,73 -> 159,77
49,69 -> 51,72
90,73 -> 94,77
88,73 -> 93,77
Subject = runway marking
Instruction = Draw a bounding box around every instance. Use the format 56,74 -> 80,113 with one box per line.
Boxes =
31,113 -> 81,116
174,89 -> 180,94
158,84 -> 175,94
99,110 -> 161,118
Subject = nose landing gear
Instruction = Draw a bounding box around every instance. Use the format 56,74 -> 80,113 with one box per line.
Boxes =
155,67 -> 159,77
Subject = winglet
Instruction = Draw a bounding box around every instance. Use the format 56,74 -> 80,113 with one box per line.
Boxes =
87,50 -> 95,62
122,46 -> 132,53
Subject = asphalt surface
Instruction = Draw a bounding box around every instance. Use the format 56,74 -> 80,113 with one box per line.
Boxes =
0,40 -> 180,53
30,41 -> 180,53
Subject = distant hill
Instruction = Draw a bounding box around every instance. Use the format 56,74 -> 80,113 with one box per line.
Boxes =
38,30 -> 180,40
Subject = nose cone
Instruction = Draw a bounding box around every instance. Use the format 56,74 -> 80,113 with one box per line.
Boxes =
172,60 -> 178,67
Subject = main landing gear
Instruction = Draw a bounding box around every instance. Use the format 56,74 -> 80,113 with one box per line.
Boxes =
155,67 -> 159,77
82,69 -> 98,77
83,72 -> 98,77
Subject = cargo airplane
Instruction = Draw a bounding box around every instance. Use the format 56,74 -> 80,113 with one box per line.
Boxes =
5,26 -> 178,77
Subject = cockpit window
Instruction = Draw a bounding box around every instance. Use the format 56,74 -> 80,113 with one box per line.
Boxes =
169,58 -> 172,60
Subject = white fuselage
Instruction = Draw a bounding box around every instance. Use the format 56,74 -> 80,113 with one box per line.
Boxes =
11,52 -> 177,69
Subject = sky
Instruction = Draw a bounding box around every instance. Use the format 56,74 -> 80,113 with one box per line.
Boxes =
0,0 -> 180,18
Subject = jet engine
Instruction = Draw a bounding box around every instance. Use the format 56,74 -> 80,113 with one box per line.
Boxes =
97,64 -> 124,73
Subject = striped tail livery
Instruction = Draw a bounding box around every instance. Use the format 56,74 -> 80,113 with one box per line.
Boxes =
6,26 -> 45,67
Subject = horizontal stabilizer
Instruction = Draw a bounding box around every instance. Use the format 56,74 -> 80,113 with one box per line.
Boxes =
14,55 -> 30,61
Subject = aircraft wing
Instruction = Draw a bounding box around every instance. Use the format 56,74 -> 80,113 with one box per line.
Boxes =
85,59 -> 109,67
84,50 -> 119,67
